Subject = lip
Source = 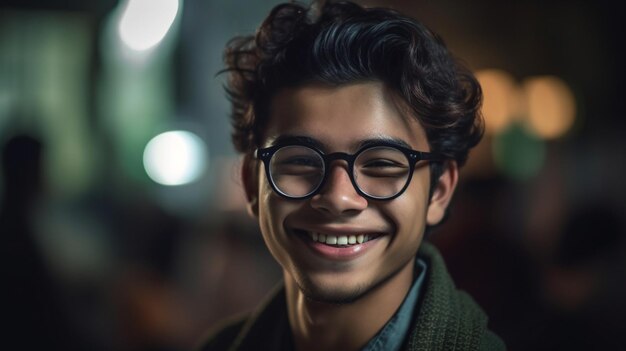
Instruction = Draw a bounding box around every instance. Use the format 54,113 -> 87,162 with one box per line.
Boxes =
292,227 -> 387,261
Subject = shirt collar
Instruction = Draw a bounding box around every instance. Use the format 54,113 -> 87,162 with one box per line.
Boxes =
361,258 -> 428,351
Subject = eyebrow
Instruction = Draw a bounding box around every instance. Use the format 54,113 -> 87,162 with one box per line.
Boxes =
358,136 -> 413,150
268,134 -> 415,152
268,135 -> 325,150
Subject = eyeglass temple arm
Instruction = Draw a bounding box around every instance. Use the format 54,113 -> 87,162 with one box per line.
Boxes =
414,151 -> 444,162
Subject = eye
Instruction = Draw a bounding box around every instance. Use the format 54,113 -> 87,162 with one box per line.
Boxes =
271,151 -> 324,177
359,159 -> 408,176
278,155 -> 322,167
356,146 -> 410,178
362,159 -> 406,168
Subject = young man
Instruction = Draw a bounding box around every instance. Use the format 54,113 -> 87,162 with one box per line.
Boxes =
200,1 -> 505,350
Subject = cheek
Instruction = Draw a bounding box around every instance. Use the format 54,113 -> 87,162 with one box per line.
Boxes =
257,173 -> 298,241
391,200 -> 427,237
388,175 -> 431,237
258,182 -> 281,235
257,173 -> 282,247
257,194 -> 290,266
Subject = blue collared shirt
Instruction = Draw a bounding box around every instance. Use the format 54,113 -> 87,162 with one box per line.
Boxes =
361,258 -> 428,351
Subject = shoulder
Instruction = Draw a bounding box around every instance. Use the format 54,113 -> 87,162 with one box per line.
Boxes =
480,330 -> 507,351
407,242 -> 506,350
194,283 -> 289,351
195,314 -> 248,351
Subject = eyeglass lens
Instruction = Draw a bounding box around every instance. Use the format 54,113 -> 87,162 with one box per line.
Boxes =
268,145 -> 411,198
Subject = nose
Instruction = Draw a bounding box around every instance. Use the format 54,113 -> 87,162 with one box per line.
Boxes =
310,162 -> 368,215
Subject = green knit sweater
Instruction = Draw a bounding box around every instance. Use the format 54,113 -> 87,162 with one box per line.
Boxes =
198,242 -> 506,350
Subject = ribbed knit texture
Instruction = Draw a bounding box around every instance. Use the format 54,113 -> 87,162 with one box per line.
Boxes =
407,242 -> 505,350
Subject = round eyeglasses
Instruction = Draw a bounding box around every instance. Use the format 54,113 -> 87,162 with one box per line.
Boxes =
255,141 -> 442,200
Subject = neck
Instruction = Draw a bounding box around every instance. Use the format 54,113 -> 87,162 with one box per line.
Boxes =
284,260 -> 414,351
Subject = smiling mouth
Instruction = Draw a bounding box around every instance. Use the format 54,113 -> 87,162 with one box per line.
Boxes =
294,229 -> 382,247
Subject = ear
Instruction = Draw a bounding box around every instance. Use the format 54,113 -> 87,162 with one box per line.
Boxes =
426,161 -> 459,226
241,154 -> 260,218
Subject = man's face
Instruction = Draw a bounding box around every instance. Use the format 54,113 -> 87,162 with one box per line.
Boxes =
246,82 -> 450,303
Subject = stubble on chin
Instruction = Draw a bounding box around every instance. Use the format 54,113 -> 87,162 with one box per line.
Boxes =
293,262 -> 409,305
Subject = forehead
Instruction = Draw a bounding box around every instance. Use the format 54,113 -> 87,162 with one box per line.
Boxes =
264,82 -> 429,151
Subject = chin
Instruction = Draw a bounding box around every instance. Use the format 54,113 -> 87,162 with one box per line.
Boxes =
298,280 -> 369,305
293,266 -> 401,305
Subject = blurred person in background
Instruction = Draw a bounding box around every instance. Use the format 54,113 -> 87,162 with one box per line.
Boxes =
0,133 -> 86,350
197,1 -> 504,350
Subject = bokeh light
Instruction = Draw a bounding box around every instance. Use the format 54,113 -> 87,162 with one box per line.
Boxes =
143,130 -> 207,186
493,124 -> 546,181
475,69 -> 521,135
522,76 -> 576,139
118,0 -> 180,51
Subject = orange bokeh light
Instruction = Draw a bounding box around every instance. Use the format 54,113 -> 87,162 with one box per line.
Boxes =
475,69 -> 521,135
522,76 -> 576,139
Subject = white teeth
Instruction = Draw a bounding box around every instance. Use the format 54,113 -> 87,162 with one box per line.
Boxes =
306,231 -> 376,246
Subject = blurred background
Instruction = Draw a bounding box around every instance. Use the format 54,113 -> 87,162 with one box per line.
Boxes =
1,0 -> 624,350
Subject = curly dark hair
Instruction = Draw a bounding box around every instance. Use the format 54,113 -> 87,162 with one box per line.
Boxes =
223,1 -> 483,174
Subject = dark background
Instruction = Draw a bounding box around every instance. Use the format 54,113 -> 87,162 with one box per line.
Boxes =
1,0 -> 624,350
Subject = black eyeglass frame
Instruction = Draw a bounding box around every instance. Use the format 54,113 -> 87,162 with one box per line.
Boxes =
255,141 -> 443,201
